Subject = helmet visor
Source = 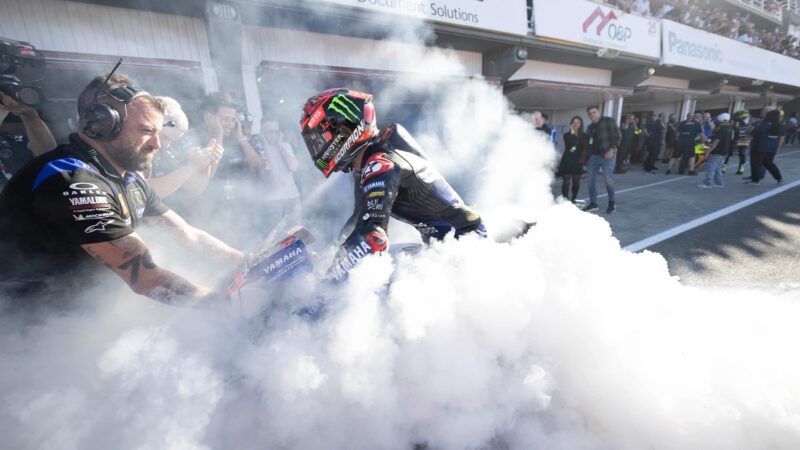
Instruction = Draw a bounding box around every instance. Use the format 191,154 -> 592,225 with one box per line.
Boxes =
302,127 -> 338,177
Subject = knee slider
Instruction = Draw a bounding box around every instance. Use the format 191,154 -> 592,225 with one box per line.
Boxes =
366,226 -> 389,253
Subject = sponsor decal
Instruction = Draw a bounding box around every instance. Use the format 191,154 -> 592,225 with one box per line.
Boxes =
583,6 -> 631,42
332,121 -> 367,165
84,219 -> 114,233
261,241 -> 309,283
327,94 -> 361,123
129,188 -> 146,218
361,153 -> 394,185
73,211 -> 114,221
363,180 -> 386,193
366,199 -> 383,211
413,222 -> 441,236
368,190 -> 385,198
69,182 -> 99,190
68,196 -> 108,206
329,240 -> 372,281
667,31 -> 723,63
117,193 -> 130,220
307,106 -> 325,129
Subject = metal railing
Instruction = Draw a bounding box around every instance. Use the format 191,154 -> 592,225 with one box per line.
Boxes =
784,0 -> 800,13
729,0 -> 783,22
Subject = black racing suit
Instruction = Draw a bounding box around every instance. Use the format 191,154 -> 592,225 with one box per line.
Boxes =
327,124 -> 486,281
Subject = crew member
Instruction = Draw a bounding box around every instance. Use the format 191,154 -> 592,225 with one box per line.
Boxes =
0,72 -> 244,306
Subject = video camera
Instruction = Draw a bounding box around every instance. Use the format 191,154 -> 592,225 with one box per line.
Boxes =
0,37 -> 46,108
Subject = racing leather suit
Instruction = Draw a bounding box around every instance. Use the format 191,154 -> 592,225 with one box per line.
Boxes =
327,124 -> 485,281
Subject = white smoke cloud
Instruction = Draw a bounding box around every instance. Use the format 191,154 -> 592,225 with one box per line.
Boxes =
3,6 -> 800,450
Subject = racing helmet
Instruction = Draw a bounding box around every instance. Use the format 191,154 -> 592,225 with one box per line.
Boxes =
733,110 -> 750,121
300,88 -> 377,177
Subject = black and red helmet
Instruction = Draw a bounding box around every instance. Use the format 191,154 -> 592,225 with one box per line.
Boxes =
300,88 -> 377,177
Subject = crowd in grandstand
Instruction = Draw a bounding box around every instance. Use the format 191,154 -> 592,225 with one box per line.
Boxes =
606,0 -> 800,59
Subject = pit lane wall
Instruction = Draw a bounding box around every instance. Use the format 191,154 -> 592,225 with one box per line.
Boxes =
660,20 -> 800,88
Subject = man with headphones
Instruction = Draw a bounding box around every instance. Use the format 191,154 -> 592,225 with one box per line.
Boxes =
0,71 -> 244,308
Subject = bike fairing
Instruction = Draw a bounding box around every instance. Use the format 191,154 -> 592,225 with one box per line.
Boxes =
327,124 -> 486,282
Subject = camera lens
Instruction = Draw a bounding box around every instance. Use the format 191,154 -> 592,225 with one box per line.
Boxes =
16,86 -> 42,107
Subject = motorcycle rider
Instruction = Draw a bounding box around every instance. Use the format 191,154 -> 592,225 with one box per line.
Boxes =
299,88 -> 486,282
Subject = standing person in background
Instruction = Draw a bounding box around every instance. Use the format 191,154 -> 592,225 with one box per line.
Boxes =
698,113 -> 733,188
702,112 -> 715,141
664,113 -> 678,163
583,105 -> 620,214
557,115 -> 587,203
249,117 -> 302,232
542,113 -> 558,145
617,115 -> 635,174
194,93 -> 264,247
644,113 -> 666,174
786,112 -> 797,145
531,111 -> 554,144
630,116 -> 644,164
145,96 -> 223,201
667,112 -> 705,175
0,92 -> 57,188
746,109 -> 784,185
727,109 -> 752,175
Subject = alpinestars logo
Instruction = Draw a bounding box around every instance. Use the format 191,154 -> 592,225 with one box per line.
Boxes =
582,7 -> 617,36
327,94 -> 361,123
85,219 -> 114,234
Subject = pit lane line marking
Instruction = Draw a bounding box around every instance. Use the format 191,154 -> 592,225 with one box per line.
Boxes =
580,149 -> 800,201
624,179 -> 800,252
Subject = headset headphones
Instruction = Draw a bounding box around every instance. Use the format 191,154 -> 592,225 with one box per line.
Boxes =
79,59 -> 151,141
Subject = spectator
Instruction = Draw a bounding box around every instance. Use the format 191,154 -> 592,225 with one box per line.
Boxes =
557,115 -> 587,203
531,111 -> 555,144
0,92 -> 56,188
746,109 -> 784,185
630,116 -> 645,164
249,117 -> 302,233
582,105 -> 620,214
786,112 -> 798,145
726,109 -> 752,175
667,112 -> 705,175
617,115 -> 635,173
145,96 -> 223,200
192,93 -> 265,247
644,112 -> 666,174
702,112 -> 715,140
698,113 -> 733,188
542,113 -> 558,145
664,113 -> 678,163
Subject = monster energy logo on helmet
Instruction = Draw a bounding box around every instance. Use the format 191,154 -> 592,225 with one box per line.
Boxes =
327,94 -> 361,123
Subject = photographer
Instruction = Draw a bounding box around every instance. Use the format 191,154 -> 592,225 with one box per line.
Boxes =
0,72 -> 244,307
1,38 -> 56,186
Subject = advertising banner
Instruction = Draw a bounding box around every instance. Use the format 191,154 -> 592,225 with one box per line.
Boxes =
661,20 -> 800,88
532,0 -> 660,59
318,0 -> 528,36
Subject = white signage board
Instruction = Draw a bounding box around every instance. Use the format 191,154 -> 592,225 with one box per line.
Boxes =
318,0 -> 528,36
662,20 -> 800,88
532,0 -> 660,59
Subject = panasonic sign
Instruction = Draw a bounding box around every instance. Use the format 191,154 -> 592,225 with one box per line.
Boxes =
667,31 -> 723,63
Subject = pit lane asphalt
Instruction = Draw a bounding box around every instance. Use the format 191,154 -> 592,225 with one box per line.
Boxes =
553,144 -> 800,288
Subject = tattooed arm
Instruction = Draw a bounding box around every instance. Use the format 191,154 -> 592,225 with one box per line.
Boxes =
81,233 -> 222,306
144,210 -> 244,265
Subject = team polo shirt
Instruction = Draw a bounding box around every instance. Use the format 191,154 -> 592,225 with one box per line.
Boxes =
0,134 -> 168,297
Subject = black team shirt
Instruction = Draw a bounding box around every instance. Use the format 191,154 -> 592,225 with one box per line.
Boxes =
0,134 -> 168,298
